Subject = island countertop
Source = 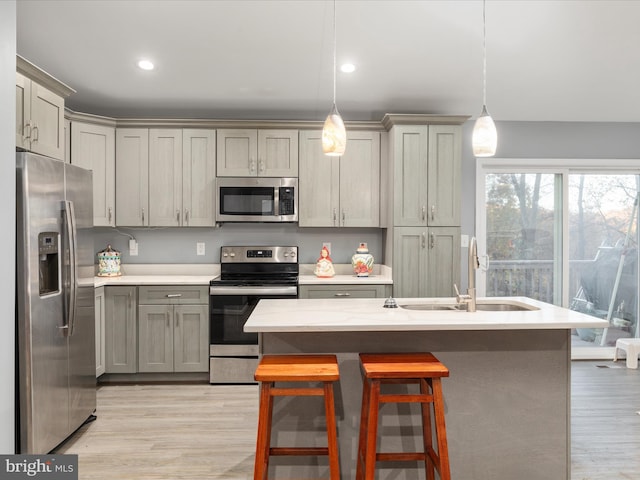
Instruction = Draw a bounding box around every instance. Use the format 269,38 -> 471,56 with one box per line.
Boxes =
244,296 -> 609,332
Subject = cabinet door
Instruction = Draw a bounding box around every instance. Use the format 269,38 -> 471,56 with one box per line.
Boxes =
427,126 -> 461,226
426,227 -> 461,297
393,227 -> 428,298
216,129 -> 257,176
71,122 -> 116,226
174,305 -> 209,372
29,81 -> 65,160
149,129 -> 183,226
258,129 -> 298,177
15,73 -> 30,150
183,129 -> 216,226
339,132 -> 380,227
95,287 -> 106,377
105,286 -> 137,373
138,305 -> 174,373
393,126 -> 428,226
116,129 -> 149,226
298,130 -> 340,227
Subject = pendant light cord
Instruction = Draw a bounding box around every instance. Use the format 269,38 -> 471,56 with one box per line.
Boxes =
482,0 -> 487,107
332,0 -> 337,106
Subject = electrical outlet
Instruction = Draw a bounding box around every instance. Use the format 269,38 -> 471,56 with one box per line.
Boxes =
197,242 -> 205,256
129,239 -> 138,256
322,242 -> 332,254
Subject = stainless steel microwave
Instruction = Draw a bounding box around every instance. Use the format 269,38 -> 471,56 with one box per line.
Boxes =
215,177 -> 298,222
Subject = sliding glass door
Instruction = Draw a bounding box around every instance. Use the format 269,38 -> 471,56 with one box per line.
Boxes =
477,159 -> 639,358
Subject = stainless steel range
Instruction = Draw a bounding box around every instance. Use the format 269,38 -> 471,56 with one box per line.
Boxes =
209,245 -> 298,383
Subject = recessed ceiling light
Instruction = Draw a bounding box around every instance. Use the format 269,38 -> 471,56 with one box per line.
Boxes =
340,63 -> 356,73
137,59 -> 155,71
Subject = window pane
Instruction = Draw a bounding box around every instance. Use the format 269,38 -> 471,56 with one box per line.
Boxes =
485,173 -> 559,303
569,174 -> 639,348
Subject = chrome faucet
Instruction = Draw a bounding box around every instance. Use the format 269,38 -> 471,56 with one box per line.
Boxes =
454,236 -> 479,312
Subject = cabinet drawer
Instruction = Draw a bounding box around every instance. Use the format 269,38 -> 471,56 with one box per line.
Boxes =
299,284 -> 391,299
138,285 -> 208,305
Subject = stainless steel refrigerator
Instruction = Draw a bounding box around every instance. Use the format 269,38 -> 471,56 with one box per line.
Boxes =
16,151 -> 96,454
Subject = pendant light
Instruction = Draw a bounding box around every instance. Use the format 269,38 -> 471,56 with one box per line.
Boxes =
322,0 -> 346,156
472,0 -> 497,157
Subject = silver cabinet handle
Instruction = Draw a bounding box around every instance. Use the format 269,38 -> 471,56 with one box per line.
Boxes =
250,159 -> 256,174
333,208 -> 337,226
23,122 -> 32,141
185,209 -> 190,225
166,293 -> 182,298
342,210 -> 346,226
141,207 -> 145,224
259,160 -> 265,173
422,232 -> 426,248
108,207 -> 112,223
32,123 -> 39,142
422,205 -> 426,221
431,205 -> 436,221
431,232 -> 435,248
175,311 -> 180,328
334,292 -> 351,297
176,210 -> 180,224
166,309 -> 170,327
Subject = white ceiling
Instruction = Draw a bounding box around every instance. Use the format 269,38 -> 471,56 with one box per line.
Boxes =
16,0 -> 640,123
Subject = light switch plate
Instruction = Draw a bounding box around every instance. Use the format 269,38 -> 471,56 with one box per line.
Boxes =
322,242 -> 332,254
129,239 -> 138,256
197,242 -> 205,256
461,234 -> 469,248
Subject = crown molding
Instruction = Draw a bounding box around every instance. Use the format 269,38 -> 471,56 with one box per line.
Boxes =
17,55 -> 76,98
381,114 -> 470,129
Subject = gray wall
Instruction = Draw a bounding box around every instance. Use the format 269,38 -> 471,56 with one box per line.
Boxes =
2,0 -> 16,454
93,225 -> 384,266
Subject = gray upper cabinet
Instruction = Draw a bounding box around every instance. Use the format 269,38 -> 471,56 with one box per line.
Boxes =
116,128 -> 216,227
393,125 -> 461,227
71,121 -> 116,226
116,128 -> 149,226
16,72 -> 65,161
299,130 -> 380,227
216,129 -> 298,177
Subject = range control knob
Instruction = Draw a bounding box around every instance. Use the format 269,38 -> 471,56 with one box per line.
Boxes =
288,250 -> 296,258
229,252 -> 236,257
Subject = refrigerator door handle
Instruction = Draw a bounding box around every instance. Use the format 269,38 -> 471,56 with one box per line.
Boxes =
63,200 -> 78,337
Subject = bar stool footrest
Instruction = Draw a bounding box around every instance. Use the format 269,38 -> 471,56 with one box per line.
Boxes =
377,452 -> 426,462
270,447 -> 330,456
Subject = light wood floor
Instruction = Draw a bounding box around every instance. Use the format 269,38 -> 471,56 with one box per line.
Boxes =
55,361 -> 640,480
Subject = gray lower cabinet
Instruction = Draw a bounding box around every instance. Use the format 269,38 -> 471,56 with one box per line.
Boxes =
138,286 -> 209,373
105,286 -> 138,374
298,284 -> 392,299
393,226 -> 461,298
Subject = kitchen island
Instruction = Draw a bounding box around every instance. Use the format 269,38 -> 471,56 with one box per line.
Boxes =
245,296 -> 608,480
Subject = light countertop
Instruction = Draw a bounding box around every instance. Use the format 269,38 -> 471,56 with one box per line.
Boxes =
299,264 -> 392,285
244,296 -> 609,332
94,264 -> 219,287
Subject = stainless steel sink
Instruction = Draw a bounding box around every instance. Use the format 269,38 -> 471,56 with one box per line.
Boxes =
399,302 -> 538,312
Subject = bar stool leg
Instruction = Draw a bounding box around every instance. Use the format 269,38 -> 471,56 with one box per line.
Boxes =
363,379 -> 381,480
431,378 -> 451,480
254,381 -> 274,480
323,382 -> 341,480
355,377 -> 371,480
420,378 -> 436,480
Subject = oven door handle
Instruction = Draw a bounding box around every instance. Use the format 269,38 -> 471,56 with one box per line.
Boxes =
209,286 -> 298,296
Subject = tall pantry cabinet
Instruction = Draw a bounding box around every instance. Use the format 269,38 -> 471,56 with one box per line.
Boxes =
383,115 -> 468,298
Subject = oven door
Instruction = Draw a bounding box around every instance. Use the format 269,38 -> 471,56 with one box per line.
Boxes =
209,285 -> 297,346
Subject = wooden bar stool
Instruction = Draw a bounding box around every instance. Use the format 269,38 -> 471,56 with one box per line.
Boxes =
356,352 -> 451,480
253,354 -> 341,480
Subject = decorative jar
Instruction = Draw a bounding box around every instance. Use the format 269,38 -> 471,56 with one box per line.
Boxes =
97,244 -> 121,277
351,243 -> 374,277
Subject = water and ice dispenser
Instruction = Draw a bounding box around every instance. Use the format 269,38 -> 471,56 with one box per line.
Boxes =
38,232 -> 59,296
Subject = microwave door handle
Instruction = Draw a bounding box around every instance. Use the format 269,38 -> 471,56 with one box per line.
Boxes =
274,186 -> 280,216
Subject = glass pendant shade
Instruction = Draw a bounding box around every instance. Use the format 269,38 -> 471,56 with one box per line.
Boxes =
472,105 -> 497,157
322,103 -> 346,156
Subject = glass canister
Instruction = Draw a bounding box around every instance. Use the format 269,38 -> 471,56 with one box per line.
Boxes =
97,244 -> 122,277
351,242 -> 374,277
